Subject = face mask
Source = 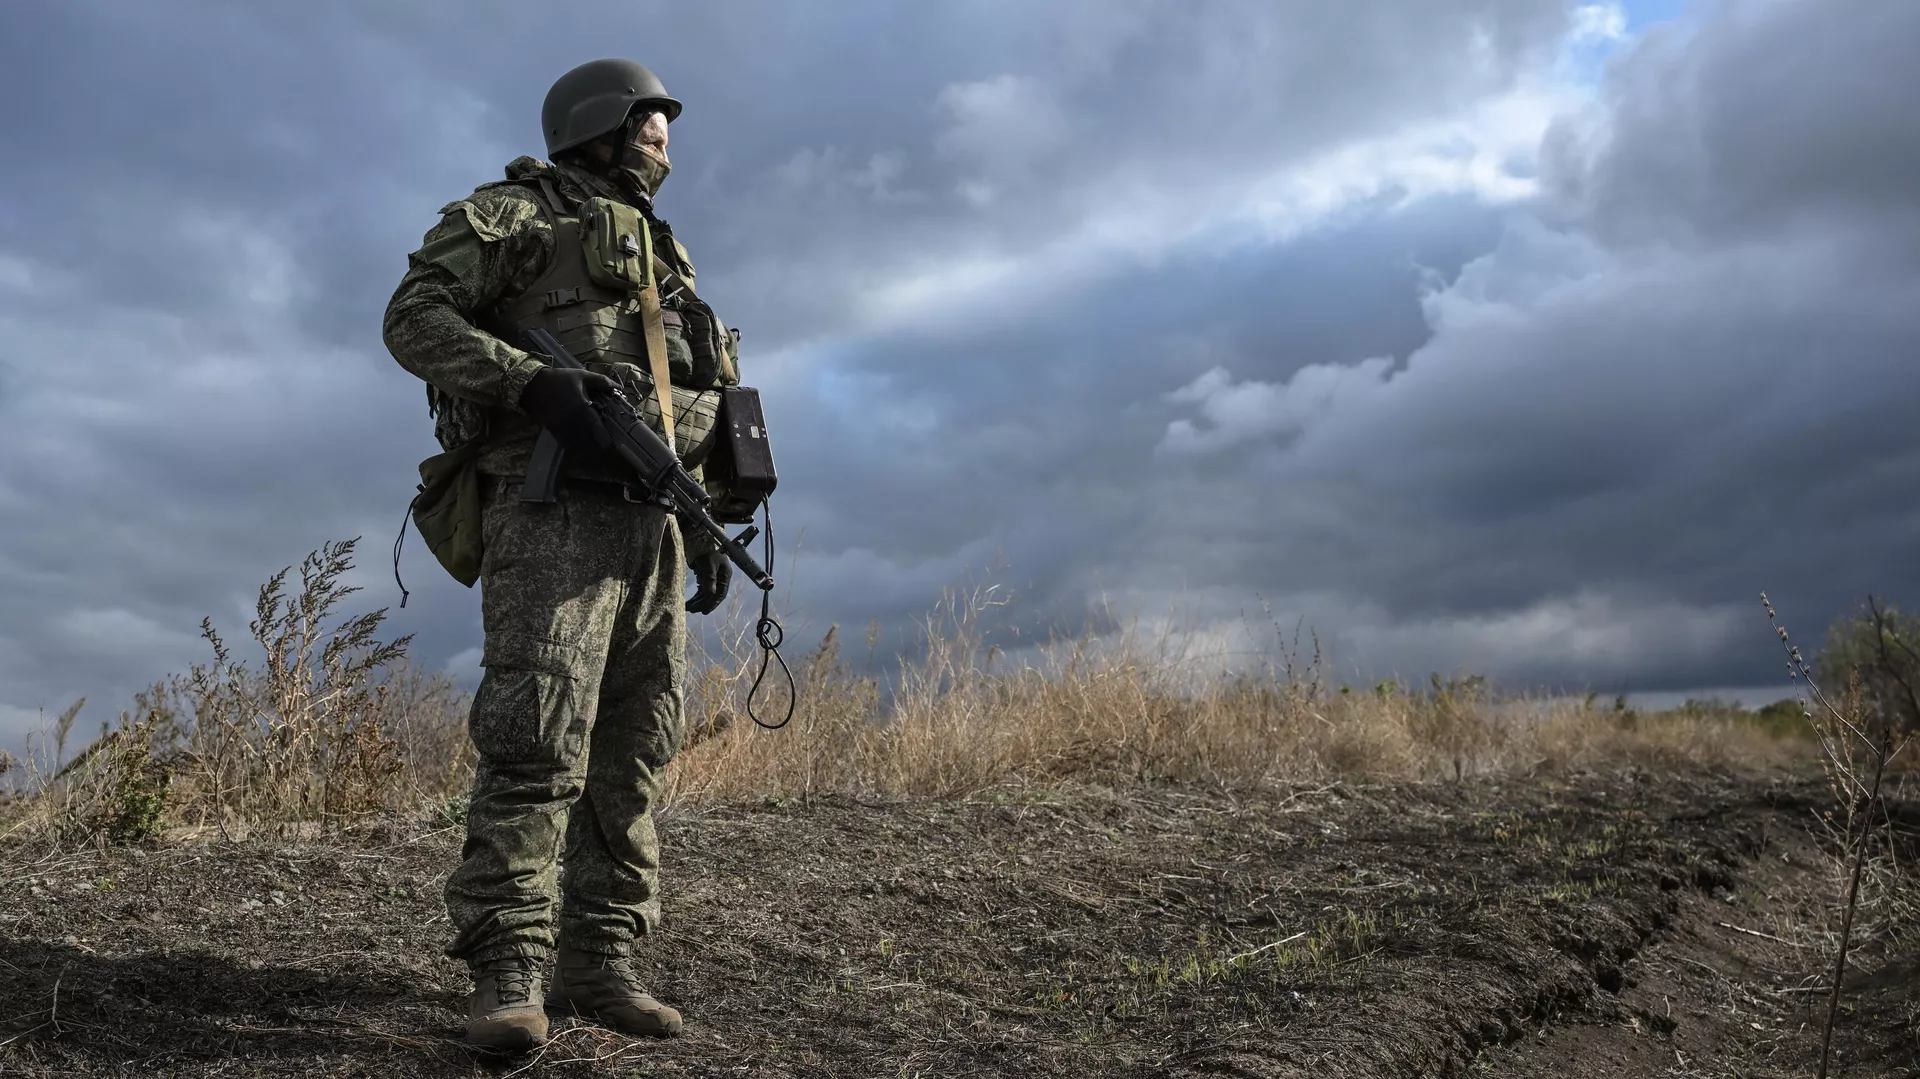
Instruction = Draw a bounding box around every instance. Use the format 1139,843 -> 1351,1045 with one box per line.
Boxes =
621,151 -> 672,199
618,110 -> 672,199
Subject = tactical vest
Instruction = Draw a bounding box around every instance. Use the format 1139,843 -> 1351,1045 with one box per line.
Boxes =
487,175 -> 739,473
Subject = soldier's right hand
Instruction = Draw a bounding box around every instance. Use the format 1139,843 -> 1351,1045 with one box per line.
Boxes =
519,367 -> 617,454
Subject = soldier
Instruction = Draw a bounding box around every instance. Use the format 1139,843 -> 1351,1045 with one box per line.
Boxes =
383,58 -> 742,1050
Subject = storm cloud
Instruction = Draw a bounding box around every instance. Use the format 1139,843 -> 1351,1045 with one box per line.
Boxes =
1,0 -> 1914,753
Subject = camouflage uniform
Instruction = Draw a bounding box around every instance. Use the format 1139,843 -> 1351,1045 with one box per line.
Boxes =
384,156 -> 709,964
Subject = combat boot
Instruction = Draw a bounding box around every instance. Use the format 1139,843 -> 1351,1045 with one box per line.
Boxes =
466,956 -> 549,1051
550,943 -> 684,1038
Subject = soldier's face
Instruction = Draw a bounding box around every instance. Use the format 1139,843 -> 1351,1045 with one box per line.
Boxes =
629,109 -> 670,165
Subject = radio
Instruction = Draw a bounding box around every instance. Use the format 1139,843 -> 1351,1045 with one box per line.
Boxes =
703,387 -> 778,523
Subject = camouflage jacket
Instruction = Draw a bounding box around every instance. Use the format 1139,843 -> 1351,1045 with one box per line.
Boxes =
382,156 -> 709,479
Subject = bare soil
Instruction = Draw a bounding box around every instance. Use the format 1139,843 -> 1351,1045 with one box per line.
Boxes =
2,770 -> 1914,1078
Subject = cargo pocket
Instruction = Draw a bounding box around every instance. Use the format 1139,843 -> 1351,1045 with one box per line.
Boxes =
470,631 -> 588,768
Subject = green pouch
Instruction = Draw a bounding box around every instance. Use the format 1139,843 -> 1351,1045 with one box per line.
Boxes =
578,196 -> 653,292
411,440 -> 487,588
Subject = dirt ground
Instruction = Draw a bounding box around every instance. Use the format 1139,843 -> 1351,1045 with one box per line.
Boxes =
1,769 -> 1914,1078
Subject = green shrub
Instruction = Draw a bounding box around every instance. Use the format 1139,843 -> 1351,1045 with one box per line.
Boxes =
1816,598 -> 1920,737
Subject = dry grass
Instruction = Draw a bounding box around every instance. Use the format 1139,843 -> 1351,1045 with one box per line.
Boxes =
4,541 -> 1814,845
670,580 -> 1810,804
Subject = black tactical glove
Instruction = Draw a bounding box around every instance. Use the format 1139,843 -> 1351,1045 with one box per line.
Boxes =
684,529 -> 732,615
518,367 -> 617,455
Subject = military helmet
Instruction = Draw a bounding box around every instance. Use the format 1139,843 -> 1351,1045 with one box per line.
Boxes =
541,58 -> 683,157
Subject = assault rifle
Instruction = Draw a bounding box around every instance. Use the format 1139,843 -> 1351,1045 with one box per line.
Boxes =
518,327 -> 774,592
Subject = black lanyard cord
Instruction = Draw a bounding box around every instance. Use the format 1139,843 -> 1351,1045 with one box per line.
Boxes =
745,497 -> 795,730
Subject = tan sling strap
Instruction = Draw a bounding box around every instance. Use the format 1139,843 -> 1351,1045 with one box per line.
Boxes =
632,222 -> 674,451
639,277 -> 677,453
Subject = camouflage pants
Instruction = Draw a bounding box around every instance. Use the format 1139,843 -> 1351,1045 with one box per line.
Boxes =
445,476 -> 686,965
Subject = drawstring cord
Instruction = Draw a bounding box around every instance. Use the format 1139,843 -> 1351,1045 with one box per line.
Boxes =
392,493 -> 416,609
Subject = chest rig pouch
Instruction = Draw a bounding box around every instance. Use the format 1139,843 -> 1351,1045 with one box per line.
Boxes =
578,196 -> 651,293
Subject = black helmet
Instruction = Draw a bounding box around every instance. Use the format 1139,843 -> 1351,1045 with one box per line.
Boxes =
541,58 -> 683,157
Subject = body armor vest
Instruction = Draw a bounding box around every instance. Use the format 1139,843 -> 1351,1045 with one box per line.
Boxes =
484,173 -> 738,475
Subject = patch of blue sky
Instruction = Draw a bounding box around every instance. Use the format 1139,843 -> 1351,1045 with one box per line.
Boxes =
1559,0 -> 1695,86
1555,3 -> 1633,87
1551,0 -> 1704,93
1620,0 -> 1690,34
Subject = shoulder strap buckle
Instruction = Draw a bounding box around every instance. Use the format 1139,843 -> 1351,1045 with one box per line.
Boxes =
543,286 -> 584,309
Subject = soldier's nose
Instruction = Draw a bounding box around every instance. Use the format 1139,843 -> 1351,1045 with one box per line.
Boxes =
633,110 -> 669,151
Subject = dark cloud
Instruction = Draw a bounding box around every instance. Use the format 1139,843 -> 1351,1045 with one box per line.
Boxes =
1124,0 -> 1920,690
1547,0 -> 1920,247
3,0 -> 1909,753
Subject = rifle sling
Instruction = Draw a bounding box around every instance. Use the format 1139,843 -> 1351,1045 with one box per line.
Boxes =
639,283 -> 676,453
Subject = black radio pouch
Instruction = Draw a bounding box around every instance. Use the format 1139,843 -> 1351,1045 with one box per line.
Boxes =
703,386 -> 778,523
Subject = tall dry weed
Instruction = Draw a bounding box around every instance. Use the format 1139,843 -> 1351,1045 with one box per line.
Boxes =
13,539 -> 471,841
1762,593 -> 1917,1078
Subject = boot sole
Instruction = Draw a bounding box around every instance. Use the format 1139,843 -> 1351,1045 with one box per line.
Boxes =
549,994 -> 683,1038
468,1015 -> 550,1052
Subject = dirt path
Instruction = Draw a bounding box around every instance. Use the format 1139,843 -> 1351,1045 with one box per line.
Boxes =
1,770 -> 1912,1077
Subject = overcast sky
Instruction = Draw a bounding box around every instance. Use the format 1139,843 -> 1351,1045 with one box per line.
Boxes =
2,0 -> 1915,755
